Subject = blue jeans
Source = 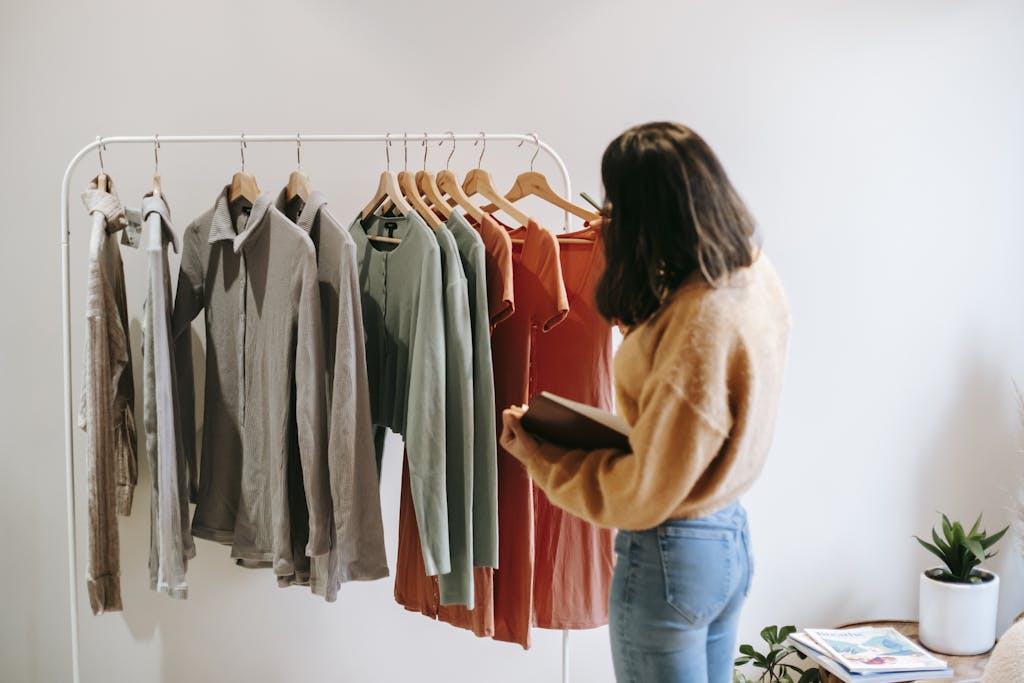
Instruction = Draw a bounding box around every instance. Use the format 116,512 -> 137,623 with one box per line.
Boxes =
609,502 -> 753,683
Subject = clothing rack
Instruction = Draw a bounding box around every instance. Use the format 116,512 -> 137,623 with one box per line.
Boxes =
59,132 -> 578,683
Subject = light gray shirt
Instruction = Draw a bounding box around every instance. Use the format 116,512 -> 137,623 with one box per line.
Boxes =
446,211 -> 499,569
141,193 -> 194,599
275,189 -> 388,600
172,188 -> 331,577
349,212 -> 450,577
79,176 -> 137,614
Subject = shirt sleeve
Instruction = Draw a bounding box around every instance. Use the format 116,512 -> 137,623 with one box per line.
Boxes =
82,214 -> 123,614
293,241 -> 332,558
404,244 -> 451,577
519,309 -> 736,530
170,223 -> 204,502
327,238 -> 388,582
528,227 -> 569,332
437,236 -> 475,606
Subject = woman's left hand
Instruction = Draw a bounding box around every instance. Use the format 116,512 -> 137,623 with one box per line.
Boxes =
501,404 -> 539,462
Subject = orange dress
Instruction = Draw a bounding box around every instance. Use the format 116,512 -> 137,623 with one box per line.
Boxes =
529,229 -> 615,630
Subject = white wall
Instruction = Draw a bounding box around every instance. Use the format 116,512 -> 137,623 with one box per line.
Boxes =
2,1 -> 1023,681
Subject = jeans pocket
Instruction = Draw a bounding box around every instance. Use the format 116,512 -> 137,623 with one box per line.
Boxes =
657,526 -> 735,626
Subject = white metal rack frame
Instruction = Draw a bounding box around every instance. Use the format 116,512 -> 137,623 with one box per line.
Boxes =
59,133 -> 577,683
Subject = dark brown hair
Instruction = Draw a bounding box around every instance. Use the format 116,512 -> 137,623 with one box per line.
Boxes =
594,122 -> 757,327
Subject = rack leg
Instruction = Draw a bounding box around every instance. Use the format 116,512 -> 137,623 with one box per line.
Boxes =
562,629 -> 570,683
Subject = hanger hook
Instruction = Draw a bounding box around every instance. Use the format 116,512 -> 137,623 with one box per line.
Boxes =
153,134 -> 160,173
403,132 -> 409,171
446,131 -> 456,170
240,133 -> 247,172
385,132 -> 392,171
422,132 -> 429,171
530,133 -> 540,171
475,131 -> 487,168
296,133 -> 302,170
96,136 -> 106,174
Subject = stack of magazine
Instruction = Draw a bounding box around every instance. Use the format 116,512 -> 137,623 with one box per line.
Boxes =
787,627 -> 954,683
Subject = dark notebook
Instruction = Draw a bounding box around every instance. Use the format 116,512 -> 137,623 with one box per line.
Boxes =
521,391 -> 632,451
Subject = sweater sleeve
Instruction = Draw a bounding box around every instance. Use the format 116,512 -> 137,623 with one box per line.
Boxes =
294,243 -> 332,558
329,239 -> 388,582
170,223 -> 203,502
522,379 -> 729,530
404,244 -> 450,577
520,303 -> 737,530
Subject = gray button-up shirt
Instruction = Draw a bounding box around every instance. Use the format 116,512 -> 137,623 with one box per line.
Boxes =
79,176 -> 137,614
275,189 -> 388,600
349,212 -> 450,577
141,193 -> 194,599
172,188 -> 331,577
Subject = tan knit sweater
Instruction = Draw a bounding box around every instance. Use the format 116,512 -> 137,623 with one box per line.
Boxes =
518,252 -> 791,530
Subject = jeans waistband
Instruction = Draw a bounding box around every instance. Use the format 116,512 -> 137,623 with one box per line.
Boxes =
658,501 -> 746,530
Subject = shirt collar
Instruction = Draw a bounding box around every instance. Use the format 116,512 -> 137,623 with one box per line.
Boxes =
208,186 -> 273,253
273,188 -> 327,233
142,192 -> 179,253
81,175 -> 127,233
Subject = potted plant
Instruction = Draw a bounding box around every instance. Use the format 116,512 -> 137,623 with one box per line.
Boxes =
734,625 -> 820,683
915,512 -> 1008,655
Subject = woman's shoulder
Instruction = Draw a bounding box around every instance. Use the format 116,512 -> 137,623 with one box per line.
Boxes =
639,250 -> 789,349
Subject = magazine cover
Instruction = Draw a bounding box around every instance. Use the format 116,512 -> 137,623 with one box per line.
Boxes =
804,628 -> 947,673
787,634 -> 953,683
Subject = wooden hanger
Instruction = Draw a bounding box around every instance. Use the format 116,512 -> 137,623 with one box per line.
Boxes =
96,139 -> 109,192
482,136 -> 599,223
286,134 -> 311,203
438,169 -> 484,222
484,171 -> 599,223
435,133 -> 483,222
399,170 -> 441,229
151,136 -> 162,199
359,135 -> 411,244
383,134 -> 441,229
417,169 -> 450,220
229,134 -> 260,204
415,135 -> 450,220
462,133 -> 531,227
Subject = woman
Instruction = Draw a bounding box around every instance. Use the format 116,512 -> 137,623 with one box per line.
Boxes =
500,121 -> 791,683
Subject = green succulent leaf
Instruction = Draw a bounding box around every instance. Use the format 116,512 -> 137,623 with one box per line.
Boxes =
981,525 -> 1009,550
969,513 -> 983,537
964,538 -> 986,563
931,528 -> 950,554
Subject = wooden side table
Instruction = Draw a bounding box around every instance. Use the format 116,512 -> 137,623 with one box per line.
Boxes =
817,621 -> 989,683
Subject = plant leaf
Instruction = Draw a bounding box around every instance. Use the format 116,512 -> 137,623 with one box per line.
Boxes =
798,668 -> 822,683
779,625 -> 797,641
969,513 -> 983,537
981,525 -> 1009,550
964,538 -> 985,563
916,537 -> 944,560
941,513 -> 953,541
931,528 -> 950,555
762,625 -> 779,644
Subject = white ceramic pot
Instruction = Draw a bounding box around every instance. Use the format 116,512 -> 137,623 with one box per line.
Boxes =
918,568 -> 1000,655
